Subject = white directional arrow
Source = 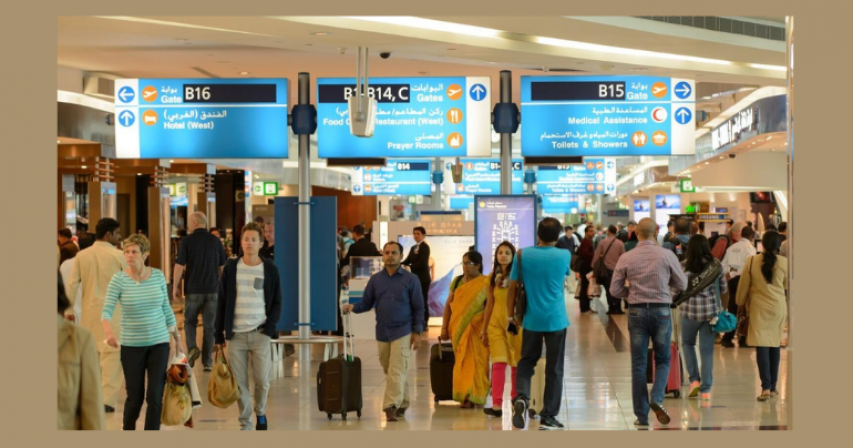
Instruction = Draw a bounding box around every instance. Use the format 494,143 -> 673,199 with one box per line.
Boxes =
119,88 -> 132,102
675,84 -> 691,97
119,110 -> 133,126
677,108 -> 691,121
472,85 -> 485,99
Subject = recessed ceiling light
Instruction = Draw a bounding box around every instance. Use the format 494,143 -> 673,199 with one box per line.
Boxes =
170,160 -> 175,163
175,38 -> 189,42
57,140 -> 61,144
137,173 -> 142,176
81,165 -> 87,169
240,71 -> 250,75
254,175 -> 260,179
311,32 -> 331,36
705,162 -> 710,165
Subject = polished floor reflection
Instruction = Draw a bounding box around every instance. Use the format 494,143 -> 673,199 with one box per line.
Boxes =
106,292 -> 789,431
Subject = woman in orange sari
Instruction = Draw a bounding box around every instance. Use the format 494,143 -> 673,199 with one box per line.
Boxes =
481,241 -> 522,417
441,251 -> 491,408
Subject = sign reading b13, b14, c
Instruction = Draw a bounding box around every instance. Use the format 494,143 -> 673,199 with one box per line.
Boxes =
316,77 -> 492,158
520,76 -> 696,157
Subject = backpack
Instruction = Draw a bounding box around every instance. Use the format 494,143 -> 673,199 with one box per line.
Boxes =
671,239 -> 687,262
708,233 -> 730,253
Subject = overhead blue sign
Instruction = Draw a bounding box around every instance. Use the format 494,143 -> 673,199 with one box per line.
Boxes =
474,195 -> 538,275
351,160 -> 432,196
536,157 -> 616,195
316,77 -> 492,158
450,196 -> 474,210
447,158 -> 524,195
114,78 -> 289,159
541,194 -> 580,213
520,75 -> 696,157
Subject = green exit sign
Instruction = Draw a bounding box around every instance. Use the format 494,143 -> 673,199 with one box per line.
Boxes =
264,182 -> 279,196
680,178 -> 696,193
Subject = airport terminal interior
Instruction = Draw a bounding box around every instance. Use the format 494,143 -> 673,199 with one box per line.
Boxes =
56,15 -> 794,431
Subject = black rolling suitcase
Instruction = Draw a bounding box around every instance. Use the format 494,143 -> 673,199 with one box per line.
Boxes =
317,312 -> 362,420
430,337 -> 455,403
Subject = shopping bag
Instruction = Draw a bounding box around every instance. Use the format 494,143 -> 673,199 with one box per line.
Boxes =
161,365 -> 192,426
208,345 -> 239,409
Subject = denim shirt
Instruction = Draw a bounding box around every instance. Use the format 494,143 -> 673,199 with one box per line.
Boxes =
353,267 -> 425,342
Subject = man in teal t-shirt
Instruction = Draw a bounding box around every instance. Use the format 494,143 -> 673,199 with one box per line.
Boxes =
506,217 -> 570,431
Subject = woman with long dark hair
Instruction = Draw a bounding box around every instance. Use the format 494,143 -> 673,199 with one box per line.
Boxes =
679,235 -> 727,400
481,242 -> 522,417
736,231 -> 788,401
441,251 -> 491,408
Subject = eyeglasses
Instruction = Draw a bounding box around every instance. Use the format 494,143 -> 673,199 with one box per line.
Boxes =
462,262 -> 479,266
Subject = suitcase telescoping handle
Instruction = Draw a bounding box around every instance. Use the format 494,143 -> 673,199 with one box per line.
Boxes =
342,308 -> 355,362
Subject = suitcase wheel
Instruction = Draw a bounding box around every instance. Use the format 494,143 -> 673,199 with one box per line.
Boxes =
327,414 -> 332,420
342,413 -> 347,421
529,409 -> 536,418
357,411 -> 362,418
673,390 -> 681,399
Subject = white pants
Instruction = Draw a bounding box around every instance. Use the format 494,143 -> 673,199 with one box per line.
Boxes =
227,331 -> 272,430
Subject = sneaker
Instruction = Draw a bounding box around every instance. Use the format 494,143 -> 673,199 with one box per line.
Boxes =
204,366 -> 212,372
104,405 -> 115,414
395,407 -> 408,418
256,415 -> 268,430
187,347 -> 201,368
688,381 -> 701,398
769,390 -> 780,398
384,406 -> 399,422
634,419 -> 650,428
512,399 -> 528,429
721,340 -> 736,348
757,390 -> 771,401
649,402 -> 671,425
539,416 -> 565,430
483,407 -> 503,418
700,393 -> 712,400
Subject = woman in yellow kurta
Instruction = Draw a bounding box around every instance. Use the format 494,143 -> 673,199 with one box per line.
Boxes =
481,241 -> 523,417
441,251 -> 490,408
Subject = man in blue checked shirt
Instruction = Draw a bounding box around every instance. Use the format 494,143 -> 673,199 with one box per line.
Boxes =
343,241 -> 424,423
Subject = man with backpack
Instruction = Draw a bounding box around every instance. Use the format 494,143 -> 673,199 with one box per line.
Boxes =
556,225 -> 580,293
592,225 -> 626,314
664,217 -> 691,261
720,223 -> 755,348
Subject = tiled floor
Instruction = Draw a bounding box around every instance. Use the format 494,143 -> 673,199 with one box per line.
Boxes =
106,291 -> 789,431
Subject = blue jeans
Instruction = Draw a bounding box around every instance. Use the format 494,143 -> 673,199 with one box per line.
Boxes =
184,293 -> 217,368
628,306 -> 672,424
681,315 -> 715,393
515,328 -> 567,419
755,346 -> 781,391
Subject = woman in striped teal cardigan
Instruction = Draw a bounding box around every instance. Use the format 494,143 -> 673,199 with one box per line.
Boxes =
102,234 -> 183,431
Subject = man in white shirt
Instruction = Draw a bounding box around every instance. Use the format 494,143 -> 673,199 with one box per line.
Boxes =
721,222 -> 756,348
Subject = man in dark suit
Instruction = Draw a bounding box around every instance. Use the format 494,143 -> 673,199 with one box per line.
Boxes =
342,224 -> 381,267
401,226 -> 431,326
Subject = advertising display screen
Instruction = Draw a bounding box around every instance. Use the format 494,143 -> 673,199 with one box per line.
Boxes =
474,195 -> 538,275
399,235 -> 475,317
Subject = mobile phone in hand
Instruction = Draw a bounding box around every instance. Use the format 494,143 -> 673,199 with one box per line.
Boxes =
507,321 -> 519,335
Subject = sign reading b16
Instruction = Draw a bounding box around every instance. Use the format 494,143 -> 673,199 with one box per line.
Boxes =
114,78 -> 289,159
